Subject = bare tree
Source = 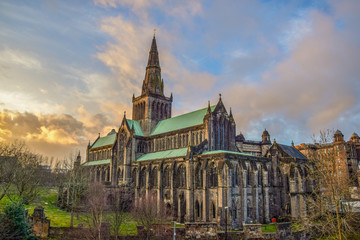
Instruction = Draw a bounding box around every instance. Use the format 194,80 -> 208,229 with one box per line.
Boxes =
132,190 -> 170,238
303,130 -> 360,239
0,141 -> 43,204
85,182 -> 107,240
106,186 -> 132,239
58,152 -> 89,227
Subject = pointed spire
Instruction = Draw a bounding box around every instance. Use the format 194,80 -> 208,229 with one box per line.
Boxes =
219,93 -> 222,102
207,100 -> 212,113
142,35 -> 163,95
147,35 -> 160,67
124,111 -> 126,119
170,92 -> 173,100
291,140 -> 294,147
229,107 -> 233,117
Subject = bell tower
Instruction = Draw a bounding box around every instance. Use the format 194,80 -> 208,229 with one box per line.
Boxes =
132,34 -> 173,135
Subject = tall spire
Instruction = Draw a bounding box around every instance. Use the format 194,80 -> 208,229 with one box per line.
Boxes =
142,35 -> 163,96
147,35 -> 160,67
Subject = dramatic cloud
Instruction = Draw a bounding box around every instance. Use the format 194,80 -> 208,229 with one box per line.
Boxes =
0,0 -> 359,160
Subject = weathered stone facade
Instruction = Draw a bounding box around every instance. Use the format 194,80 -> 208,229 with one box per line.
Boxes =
83,36 -> 312,228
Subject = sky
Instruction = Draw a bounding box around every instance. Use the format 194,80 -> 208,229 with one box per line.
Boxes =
0,0 -> 359,163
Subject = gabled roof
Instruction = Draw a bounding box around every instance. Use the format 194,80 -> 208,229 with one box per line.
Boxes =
150,105 -> 216,136
126,119 -> 144,136
82,159 -> 110,166
278,144 -> 307,160
136,147 -> 188,161
91,134 -> 116,149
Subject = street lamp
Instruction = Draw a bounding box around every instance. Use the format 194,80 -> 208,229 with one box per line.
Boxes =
224,206 -> 228,240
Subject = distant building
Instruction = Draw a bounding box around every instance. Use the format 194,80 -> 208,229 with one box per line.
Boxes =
296,130 -> 360,187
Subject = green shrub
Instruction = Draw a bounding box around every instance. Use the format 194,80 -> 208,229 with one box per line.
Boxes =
0,200 -> 36,240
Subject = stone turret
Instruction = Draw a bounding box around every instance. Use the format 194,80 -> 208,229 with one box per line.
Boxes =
262,129 -> 271,144
334,129 -> 344,143
350,132 -> 359,143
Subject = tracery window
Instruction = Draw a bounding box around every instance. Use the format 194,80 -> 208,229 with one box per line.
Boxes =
163,166 -> 171,188
208,162 -> 218,188
140,168 -> 146,188
195,164 -> 203,188
150,167 -> 158,188
177,165 -> 186,188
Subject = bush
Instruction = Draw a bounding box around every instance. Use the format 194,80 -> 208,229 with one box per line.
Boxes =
0,200 -> 36,239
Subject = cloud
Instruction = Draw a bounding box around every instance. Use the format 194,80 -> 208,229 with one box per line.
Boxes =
0,107 -> 118,159
222,2 -> 360,143
0,48 -> 42,70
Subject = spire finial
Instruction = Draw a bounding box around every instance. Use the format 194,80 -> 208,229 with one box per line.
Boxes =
291,140 -> 294,147
153,28 -> 156,37
124,111 -> 126,118
219,93 -> 222,101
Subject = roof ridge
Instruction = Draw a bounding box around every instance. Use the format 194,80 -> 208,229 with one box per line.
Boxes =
160,105 -> 216,122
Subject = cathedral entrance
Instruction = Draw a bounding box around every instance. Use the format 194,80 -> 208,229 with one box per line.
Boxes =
179,192 -> 186,223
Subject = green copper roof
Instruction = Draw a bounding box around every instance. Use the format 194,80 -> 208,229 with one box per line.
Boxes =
126,119 -> 144,136
201,150 -> 253,157
150,105 -> 216,136
136,147 -> 188,161
91,134 -> 116,149
83,159 -> 110,166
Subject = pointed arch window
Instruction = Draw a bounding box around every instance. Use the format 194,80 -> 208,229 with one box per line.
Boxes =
163,166 -> 171,188
177,165 -> 186,188
208,163 -> 218,188
195,164 -> 203,188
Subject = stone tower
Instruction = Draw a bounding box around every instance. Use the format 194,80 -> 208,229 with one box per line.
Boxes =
132,35 -> 173,135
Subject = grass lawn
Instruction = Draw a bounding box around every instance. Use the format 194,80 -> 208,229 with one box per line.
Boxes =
262,224 -> 277,233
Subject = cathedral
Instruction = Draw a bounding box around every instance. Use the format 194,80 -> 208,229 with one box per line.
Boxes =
82,35 -> 322,227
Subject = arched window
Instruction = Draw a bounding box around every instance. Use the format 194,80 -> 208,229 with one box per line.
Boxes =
182,135 -> 186,147
106,166 -> 110,182
150,167 -> 158,188
208,163 -> 218,188
165,105 -> 168,118
132,168 -> 137,185
195,200 -> 200,218
179,135 -> 182,147
233,166 -> 238,187
160,103 -> 164,119
140,168 -> 146,188
157,102 -> 160,119
258,166 -> 263,186
212,201 -> 216,219
163,166 -> 171,188
246,168 -> 251,187
200,132 -> 203,142
177,165 -> 186,188
195,164 -> 203,188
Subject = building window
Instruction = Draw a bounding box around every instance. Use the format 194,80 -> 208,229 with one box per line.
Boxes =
163,166 -> 171,188
140,168 -> 146,188
212,202 -> 216,219
195,164 -> 203,188
177,165 -> 186,188
150,167 -> 158,188
208,163 -> 218,188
